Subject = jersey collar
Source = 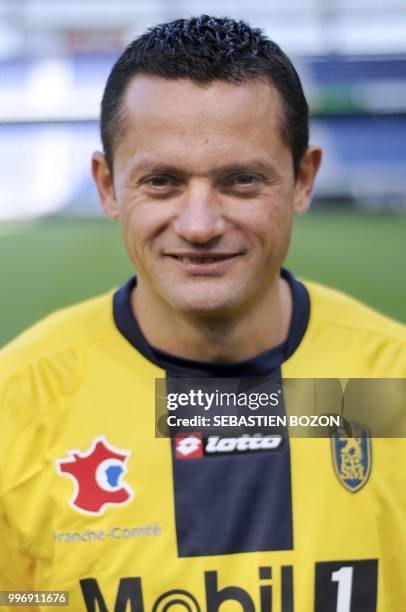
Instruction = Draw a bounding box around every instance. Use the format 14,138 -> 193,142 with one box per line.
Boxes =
113,268 -> 310,377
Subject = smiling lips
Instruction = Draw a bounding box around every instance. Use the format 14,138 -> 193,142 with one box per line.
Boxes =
172,254 -> 236,263
166,252 -> 241,271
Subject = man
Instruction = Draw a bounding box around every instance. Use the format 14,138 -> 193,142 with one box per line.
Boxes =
0,15 -> 405,612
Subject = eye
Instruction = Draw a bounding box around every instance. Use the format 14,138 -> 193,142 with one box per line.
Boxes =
224,173 -> 262,188
144,175 -> 177,188
234,174 -> 258,185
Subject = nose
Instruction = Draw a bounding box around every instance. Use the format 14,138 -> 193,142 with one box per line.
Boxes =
173,183 -> 226,244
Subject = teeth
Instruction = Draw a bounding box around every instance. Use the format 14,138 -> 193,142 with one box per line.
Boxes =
180,256 -> 225,264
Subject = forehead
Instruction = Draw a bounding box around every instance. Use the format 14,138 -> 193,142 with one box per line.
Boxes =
115,75 -> 289,170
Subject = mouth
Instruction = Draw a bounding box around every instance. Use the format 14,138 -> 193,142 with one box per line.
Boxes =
165,253 -> 242,273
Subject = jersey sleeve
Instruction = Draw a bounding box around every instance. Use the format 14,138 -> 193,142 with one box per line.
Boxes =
0,502 -> 36,590
0,363 -> 37,594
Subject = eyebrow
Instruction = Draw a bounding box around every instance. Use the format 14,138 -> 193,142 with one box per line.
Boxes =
127,158 -> 277,180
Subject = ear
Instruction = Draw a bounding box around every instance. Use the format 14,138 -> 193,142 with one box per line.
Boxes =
293,145 -> 322,215
91,151 -> 119,219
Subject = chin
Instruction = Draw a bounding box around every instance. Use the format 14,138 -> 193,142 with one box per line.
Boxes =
164,288 -> 244,318
154,274 -> 256,317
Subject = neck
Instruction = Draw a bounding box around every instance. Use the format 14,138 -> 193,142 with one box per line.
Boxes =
131,274 -> 293,363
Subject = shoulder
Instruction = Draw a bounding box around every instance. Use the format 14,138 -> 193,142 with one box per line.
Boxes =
295,279 -> 406,377
0,291 -> 121,489
0,291 -> 115,393
304,280 -> 405,341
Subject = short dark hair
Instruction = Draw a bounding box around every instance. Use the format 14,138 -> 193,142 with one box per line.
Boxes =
101,15 -> 309,176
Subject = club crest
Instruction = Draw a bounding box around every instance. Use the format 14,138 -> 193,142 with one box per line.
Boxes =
331,425 -> 372,493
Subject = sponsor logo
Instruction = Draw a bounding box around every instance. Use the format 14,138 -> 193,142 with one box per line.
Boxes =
175,433 -> 282,459
331,425 -> 372,492
175,433 -> 203,458
80,561 -> 378,612
205,434 -> 282,454
56,435 -> 134,514
80,566 -> 290,612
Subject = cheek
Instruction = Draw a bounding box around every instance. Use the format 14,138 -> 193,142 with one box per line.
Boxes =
117,197 -> 147,267
233,194 -> 293,254
118,195 -> 173,266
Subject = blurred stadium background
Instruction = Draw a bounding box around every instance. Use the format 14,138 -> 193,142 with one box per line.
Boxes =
1,0 -> 405,346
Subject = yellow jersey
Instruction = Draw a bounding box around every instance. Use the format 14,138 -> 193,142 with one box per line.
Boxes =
0,270 -> 405,611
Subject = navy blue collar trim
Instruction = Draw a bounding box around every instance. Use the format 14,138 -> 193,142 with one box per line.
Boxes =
113,268 -> 310,377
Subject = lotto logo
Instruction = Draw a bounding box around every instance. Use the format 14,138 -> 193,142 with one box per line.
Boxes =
175,433 -> 203,458
175,433 -> 282,459
205,434 -> 282,454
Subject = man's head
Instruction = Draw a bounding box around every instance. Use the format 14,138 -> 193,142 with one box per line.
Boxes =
100,15 -> 309,178
92,16 -> 321,319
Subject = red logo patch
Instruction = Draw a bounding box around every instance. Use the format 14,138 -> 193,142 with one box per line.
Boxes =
175,433 -> 203,459
56,436 -> 134,515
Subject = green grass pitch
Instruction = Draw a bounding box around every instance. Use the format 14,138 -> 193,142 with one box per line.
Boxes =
0,211 -> 404,347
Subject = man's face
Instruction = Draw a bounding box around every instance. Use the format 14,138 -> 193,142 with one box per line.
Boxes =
94,76 -> 319,316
